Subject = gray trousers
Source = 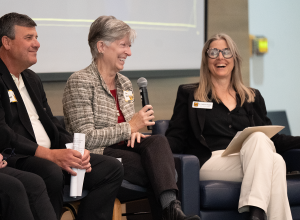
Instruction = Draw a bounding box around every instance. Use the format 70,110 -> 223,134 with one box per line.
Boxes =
104,134 -> 178,200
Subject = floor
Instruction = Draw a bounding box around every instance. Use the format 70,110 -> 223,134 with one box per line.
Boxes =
60,199 -> 153,220
60,204 -> 127,220
61,212 -> 73,220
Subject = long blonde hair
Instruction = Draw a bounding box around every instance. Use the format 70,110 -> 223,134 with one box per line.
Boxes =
194,33 -> 255,105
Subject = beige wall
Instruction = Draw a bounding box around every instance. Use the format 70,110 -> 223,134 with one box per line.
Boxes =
207,0 -> 250,86
44,0 -> 249,132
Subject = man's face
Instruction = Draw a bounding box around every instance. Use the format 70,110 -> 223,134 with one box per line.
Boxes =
8,25 -> 40,69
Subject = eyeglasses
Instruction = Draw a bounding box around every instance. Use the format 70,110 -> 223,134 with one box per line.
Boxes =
206,48 -> 233,59
1,148 -> 15,161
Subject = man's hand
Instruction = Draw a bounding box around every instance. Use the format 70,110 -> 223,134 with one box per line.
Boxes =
127,132 -> 150,148
81,149 -> 92,173
0,154 -> 7,169
129,105 -> 155,133
35,146 -> 86,176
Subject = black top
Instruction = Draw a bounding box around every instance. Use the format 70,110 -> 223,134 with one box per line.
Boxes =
166,83 -> 300,167
203,95 -> 251,151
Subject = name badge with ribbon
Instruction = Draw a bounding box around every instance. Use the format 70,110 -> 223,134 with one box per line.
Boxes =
192,101 -> 213,109
8,90 -> 17,103
123,90 -> 134,103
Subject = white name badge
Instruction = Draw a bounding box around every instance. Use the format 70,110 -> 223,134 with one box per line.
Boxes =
192,101 -> 213,109
8,90 -> 17,103
123,90 -> 134,102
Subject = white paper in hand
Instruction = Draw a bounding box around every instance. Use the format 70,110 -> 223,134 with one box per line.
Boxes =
65,133 -> 86,198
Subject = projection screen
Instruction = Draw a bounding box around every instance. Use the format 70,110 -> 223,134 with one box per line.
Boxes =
1,0 -> 206,77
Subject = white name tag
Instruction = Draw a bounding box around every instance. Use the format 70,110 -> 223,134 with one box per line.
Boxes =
192,101 -> 213,109
8,90 -> 17,103
123,90 -> 134,102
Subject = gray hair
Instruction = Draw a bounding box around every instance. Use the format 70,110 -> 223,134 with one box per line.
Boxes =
0,12 -> 36,47
88,15 -> 136,60
194,33 -> 255,105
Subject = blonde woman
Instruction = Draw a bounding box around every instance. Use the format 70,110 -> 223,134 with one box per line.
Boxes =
166,33 -> 299,220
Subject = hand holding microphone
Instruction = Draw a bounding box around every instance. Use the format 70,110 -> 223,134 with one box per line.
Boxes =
129,105 -> 155,133
128,77 -> 155,132
137,77 -> 155,130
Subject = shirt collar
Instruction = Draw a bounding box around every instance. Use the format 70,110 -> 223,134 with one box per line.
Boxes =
10,73 -> 24,90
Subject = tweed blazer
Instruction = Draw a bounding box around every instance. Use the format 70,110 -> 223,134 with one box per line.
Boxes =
63,62 -> 135,154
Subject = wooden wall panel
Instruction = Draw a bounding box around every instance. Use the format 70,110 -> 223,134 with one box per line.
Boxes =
207,0 -> 250,86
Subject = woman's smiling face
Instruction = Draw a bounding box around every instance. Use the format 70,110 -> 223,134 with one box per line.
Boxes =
207,39 -> 234,81
102,35 -> 132,72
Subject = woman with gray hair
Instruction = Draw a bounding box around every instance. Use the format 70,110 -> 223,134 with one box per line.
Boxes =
166,33 -> 300,220
63,16 -> 200,220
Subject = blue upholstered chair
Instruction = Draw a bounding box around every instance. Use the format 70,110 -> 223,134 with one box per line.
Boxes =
116,154 -> 200,219
152,111 -> 300,220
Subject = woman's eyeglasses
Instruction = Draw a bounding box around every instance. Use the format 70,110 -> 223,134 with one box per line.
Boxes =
1,148 -> 15,161
207,48 -> 233,59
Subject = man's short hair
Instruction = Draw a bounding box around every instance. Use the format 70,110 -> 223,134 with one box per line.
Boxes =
0,12 -> 36,47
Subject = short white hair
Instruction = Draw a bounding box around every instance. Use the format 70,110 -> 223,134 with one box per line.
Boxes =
88,15 -> 136,60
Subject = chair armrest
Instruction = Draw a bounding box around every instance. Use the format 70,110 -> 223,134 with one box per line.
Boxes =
173,154 -> 200,215
282,149 -> 300,172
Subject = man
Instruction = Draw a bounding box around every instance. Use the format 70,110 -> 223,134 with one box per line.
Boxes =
0,12 -> 123,220
0,153 -> 55,220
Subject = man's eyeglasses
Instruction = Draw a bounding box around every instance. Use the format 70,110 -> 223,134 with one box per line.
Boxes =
206,48 -> 233,59
1,148 -> 15,161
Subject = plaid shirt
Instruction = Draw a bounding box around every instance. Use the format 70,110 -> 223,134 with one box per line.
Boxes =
63,62 -> 135,154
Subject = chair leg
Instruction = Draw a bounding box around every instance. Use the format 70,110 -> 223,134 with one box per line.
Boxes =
112,198 -> 122,220
61,204 -> 76,220
61,201 -> 81,220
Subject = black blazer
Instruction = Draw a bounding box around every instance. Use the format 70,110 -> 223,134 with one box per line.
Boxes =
166,83 -> 300,167
0,59 -> 72,167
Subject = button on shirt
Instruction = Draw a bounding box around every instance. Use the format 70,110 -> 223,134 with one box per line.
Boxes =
11,73 -> 51,149
202,95 -> 251,152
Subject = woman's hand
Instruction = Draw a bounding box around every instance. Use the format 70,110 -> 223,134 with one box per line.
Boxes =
127,132 -> 150,148
0,154 -> 7,169
129,105 -> 155,133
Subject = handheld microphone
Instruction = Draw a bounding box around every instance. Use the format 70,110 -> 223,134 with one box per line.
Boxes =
137,77 -> 153,130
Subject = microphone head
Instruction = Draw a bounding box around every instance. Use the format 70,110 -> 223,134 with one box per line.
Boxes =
137,77 -> 148,88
